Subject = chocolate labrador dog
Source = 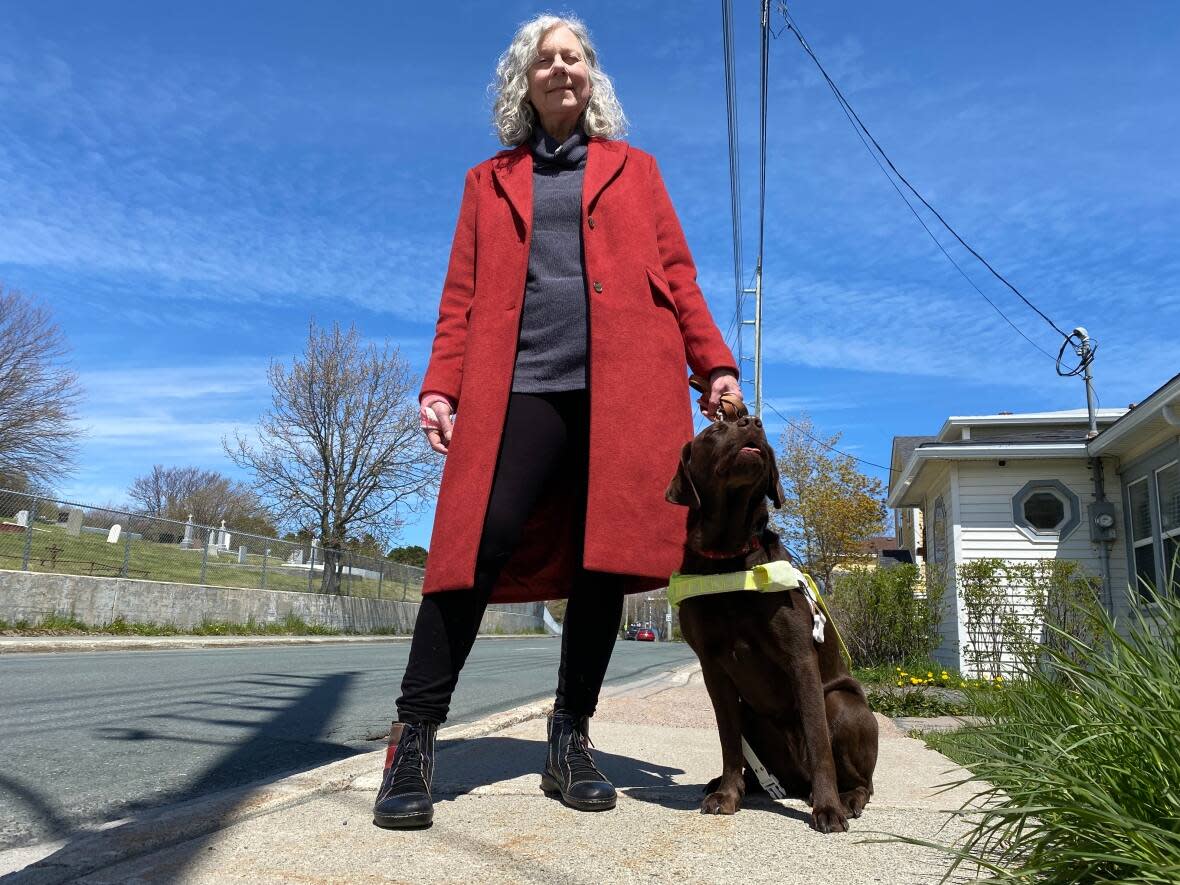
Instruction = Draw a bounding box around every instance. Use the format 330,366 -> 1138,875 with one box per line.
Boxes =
665,411 -> 877,832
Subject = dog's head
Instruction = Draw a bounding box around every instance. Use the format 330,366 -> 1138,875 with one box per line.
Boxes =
665,415 -> 784,515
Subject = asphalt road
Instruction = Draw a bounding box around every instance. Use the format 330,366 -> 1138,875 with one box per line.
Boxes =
0,637 -> 697,852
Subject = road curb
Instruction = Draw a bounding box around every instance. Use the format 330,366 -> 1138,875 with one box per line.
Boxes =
0,633 -> 556,655
0,660 -> 701,882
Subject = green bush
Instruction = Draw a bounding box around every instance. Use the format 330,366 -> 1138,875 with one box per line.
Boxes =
824,564 -> 945,667
958,558 -> 1107,678
921,589 -> 1180,883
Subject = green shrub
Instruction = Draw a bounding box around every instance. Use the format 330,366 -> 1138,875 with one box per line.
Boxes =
958,558 -> 1107,678
920,589 -> 1180,883
824,564 -> 945,667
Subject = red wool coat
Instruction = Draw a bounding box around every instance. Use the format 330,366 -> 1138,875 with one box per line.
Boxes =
420,137 -> 737,603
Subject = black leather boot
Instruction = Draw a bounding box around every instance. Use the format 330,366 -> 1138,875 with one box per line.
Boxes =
540,711 -> 616,811
373,721 -> 437,829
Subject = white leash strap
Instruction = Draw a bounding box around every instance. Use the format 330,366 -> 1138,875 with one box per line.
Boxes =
741,736 -> 787,800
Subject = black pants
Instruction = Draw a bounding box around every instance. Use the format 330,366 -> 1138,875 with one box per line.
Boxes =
396,390 -> 626,725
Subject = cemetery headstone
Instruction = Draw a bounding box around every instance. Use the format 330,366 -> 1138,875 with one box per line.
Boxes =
66,507 -> 84,537
238,545 -> 248,564
107,524 -> 121,544
14,510 -> 28,528
180,514 -> 195,549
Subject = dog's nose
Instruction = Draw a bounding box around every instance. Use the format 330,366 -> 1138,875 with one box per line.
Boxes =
736,416 -> 762,429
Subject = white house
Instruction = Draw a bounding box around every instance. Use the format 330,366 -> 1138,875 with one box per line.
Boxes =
887,372 -> 1180,674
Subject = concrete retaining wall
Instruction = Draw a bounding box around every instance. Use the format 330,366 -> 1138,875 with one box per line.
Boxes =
0,570 -> 546,634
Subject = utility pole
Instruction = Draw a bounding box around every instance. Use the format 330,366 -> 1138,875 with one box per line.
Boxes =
738,0 -> 770,420
1073,326 -> 1099,438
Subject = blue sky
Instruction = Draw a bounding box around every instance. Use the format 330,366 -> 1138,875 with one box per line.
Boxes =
2,1 -> 1177,549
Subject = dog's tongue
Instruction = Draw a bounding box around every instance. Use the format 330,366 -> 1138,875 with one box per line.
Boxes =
739,446 -> 762,458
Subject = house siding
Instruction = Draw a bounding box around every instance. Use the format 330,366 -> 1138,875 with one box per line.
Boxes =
953,458 -> 1131,675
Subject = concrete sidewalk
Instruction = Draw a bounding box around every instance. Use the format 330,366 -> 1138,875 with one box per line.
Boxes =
1,665 -> 980,884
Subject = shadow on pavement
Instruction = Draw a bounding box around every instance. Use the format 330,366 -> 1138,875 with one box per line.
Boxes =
431,735 -> 689,805
1,670 -> 360,884
429,734 -> 812,824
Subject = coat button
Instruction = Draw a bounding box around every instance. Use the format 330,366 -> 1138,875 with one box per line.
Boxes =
587,216 -> 596,229
593,281 -> 603,293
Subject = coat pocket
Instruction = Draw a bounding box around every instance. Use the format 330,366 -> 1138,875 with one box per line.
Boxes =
645,267 -> 679,318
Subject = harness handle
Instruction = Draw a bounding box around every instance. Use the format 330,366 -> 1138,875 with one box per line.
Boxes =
688,374 -> 748,422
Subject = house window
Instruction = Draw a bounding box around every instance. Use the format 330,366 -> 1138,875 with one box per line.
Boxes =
1129,477 -> 1157,593
1023,492 -> 1066,531
1156,461 -> 1179,592
1012,480 -> 1079,542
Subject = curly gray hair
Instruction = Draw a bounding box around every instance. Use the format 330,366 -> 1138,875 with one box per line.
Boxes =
490,13 -> 628,147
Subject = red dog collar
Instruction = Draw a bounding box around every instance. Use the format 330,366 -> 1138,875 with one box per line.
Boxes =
692,535 -> 762,560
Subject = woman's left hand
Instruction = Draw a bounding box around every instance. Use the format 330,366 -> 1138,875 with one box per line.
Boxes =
699,370 -> 742,420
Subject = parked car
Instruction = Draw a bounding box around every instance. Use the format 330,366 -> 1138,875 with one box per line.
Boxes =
623,623 -> 641,640
636,627 -> 656,642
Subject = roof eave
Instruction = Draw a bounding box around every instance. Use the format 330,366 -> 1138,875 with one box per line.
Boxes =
886,442 -> 1089,508
1087,376 -> 1180,456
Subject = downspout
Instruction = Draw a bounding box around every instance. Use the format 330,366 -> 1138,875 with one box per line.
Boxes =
1090,456 -> 1114,614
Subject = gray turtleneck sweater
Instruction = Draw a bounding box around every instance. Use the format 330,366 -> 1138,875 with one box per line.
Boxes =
510,126 -> 589,393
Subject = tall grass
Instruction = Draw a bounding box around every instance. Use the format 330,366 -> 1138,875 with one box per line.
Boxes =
924,590 -> 1180,883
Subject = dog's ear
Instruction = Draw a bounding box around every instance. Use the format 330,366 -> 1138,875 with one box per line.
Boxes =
767,451 -> 785,509
665,441 -> 700,509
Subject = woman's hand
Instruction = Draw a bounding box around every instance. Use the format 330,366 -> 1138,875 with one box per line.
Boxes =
699,370 -> 742,420
420,394 -> 455,455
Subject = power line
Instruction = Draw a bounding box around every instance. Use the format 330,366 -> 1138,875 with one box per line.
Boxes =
762,398 -> 894,473
721,0 -> 745,314
777,3 -> 1076,360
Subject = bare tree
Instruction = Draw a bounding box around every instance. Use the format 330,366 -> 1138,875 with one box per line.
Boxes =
225,321 -> 439,593
0,288 -> 82,486
127,464 -> 275,534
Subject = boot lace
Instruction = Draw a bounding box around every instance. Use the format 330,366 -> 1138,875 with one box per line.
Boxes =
388,728 -> 427,794
564,725 -> 605,783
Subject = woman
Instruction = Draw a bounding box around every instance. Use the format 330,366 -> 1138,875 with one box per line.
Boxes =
374,13 -> 740,829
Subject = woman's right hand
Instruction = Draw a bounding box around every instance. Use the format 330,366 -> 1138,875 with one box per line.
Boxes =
420,394 -> 455,455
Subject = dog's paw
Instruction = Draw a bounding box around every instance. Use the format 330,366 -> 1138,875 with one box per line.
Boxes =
840,787 -> 870,819
700,791 -> 740,815
811,802 -> 849,833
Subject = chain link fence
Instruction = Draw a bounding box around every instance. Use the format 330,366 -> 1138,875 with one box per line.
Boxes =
0,488 -> 425,602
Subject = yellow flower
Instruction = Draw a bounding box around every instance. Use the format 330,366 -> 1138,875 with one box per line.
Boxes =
910,677 -> 920,685
927,672 -> 933,679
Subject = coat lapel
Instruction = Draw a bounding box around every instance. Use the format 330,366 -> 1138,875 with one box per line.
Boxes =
491,144 -> 532,233
583,138 -> 628,215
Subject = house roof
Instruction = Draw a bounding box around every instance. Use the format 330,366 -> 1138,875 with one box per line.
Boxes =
889,435 -> 936,495
886,377 -> 1180,511
1087,371 -> 1180,459
934,408 -> 1124,442
926,428 -> 1094,445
